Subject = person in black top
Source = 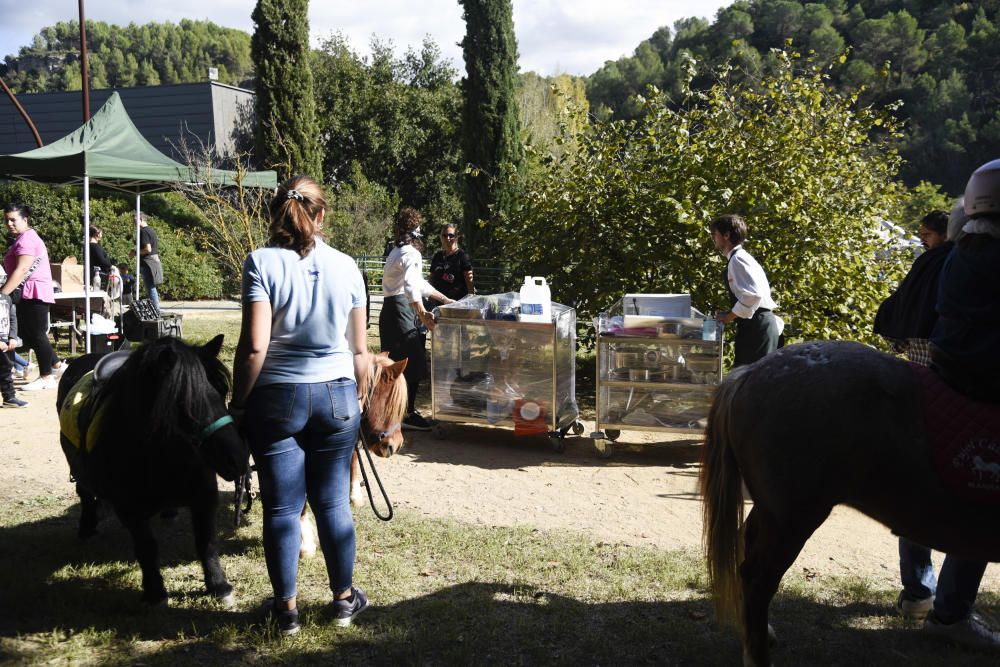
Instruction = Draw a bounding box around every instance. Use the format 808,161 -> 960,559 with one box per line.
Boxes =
88,226 -> 114,283
137,213 -> 163,311
427,224 -> 475,307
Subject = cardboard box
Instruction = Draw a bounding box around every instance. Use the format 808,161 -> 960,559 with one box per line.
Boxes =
51,257 -> 86,292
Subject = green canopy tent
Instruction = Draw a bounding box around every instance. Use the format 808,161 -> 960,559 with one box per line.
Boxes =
0,92 -> 277,351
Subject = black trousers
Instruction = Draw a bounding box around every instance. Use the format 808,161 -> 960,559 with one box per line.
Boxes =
379,295 -> 427,413
0,350 -> 13,400
14,299 -> 58,376
733,309 -> 780,367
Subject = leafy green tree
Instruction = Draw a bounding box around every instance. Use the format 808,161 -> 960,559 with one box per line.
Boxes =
459,0 -> 523,254
311,34 -> 463,226
505,52 -> 906,343
251,0 -> 322,180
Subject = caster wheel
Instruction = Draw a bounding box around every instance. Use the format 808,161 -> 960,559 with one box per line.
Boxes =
571,420 -> 585,436
549,434 -> 567,453
595,440 -> 614,459
605,429 -> 621,442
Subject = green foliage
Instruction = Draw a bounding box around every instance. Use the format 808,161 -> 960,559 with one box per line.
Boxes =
3,20 -> 253,92
518,72 -> 590,159
251,0 -> 323,180
459,0 -> 524,254
0,181 -> 222,299
890,180 -> 954,233
505,51 -> 907,344
324,163 -> 400,257
585,1 -> 1000,196
311,35 -> 463,227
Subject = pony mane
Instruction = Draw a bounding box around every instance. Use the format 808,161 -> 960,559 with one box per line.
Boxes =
368,355 -> 407,427
102,337 -> 231,443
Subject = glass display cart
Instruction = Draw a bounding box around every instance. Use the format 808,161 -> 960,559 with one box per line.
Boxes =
591,294 -> 724,458
430,294 -> 585,452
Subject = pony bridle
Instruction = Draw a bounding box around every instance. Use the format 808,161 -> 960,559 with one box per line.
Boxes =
198,414 -> 235,444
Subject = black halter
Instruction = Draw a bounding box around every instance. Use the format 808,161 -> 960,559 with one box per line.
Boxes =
355,365 -> 399,521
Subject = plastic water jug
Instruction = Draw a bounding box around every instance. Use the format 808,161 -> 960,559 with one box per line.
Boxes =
519,276 -> 551,323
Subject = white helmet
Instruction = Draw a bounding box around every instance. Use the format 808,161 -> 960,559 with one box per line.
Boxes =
964,159 -> 1000,218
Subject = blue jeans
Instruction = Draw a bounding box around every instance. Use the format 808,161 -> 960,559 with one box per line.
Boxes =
245,379 -> 361,601
899,537 -> 988,623
139,262 -> 160,311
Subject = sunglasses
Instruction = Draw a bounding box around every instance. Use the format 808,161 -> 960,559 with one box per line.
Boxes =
441,233 -> 456,238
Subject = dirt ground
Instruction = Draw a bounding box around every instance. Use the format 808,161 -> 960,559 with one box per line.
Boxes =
4,380 -> 999,594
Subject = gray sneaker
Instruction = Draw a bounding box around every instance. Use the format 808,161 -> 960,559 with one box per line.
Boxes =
896,592 -> 934,621
923,612 -> 1000,650
332,586 -> 369,627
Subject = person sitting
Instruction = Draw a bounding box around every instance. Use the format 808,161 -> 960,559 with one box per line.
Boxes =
912,160 -> 1000,649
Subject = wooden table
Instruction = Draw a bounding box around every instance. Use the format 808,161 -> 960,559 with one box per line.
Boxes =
51,290 -> 110,353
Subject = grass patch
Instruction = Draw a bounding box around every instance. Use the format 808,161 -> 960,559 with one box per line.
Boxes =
1,496 -> 998,666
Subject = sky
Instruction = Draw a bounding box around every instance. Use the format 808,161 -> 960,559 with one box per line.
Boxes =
0,0 -> 732,77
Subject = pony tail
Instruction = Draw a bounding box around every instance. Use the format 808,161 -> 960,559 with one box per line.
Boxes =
700,366 -> 751,630
268,175 -> 328,256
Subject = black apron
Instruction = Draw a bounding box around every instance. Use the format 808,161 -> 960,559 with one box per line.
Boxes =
378,294 -> 426,384
726,250 -> 779,367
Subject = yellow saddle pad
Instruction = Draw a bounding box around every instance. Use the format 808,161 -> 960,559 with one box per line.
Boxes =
59,371 -> 108,452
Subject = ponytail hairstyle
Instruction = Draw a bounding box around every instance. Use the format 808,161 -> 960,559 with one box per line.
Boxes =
268,175 -> 327,256
392,206 -> 424,253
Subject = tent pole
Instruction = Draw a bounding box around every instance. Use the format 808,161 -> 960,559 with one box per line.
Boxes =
135,195 -> 141,300
83,176 -> 91,354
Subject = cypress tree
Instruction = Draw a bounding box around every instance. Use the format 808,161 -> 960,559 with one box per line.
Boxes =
251,0 -> 322,180
459,0 -> 523,255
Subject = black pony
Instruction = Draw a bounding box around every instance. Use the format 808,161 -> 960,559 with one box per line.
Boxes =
57,335 -> 244,606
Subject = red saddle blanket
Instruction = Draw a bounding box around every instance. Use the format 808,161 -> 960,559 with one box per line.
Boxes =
914,364 -> 1000,503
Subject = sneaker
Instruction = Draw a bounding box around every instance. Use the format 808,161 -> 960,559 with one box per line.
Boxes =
3,397 -> 28,408
331,586 -> 369,627
923,612 -> 1000,650
402,412 -> 433,431
260,598 -> 300,636
20,376 -> 57,391
51,362 -> 67,377
896,592 -> 934,621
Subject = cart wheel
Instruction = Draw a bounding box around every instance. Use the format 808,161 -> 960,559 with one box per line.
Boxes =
549,433 -> 567,453
571,420 -> 586,436
594,439 -> 614,459
605,429 -> 621,442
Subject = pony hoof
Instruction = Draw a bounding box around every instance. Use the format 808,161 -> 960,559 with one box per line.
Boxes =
142,594 -> 169,607
299,543 -> 317,560
350,492 -> 364,508
216,591 -> 236,609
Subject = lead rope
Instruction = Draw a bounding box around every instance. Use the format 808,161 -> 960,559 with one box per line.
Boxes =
356,367 -> 394,521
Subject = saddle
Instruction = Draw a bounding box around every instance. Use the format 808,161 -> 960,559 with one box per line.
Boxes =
914,364 -> 1000,503
60,351 -> 131,452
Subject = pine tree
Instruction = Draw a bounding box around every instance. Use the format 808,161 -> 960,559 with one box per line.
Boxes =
250,0 -> 322,179
459,0 -> 523,255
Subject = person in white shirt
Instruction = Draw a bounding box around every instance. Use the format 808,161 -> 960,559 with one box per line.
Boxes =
710,214 -> 782,366
379,207 -> 454,430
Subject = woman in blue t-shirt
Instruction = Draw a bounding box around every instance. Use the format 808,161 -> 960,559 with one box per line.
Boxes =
230,175 -> 370,635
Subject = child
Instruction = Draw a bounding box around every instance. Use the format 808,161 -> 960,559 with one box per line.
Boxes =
0,290 -> 28,408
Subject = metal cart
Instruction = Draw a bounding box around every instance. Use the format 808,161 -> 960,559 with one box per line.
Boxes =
430,296 -> 584,451
591,296 -> 724,458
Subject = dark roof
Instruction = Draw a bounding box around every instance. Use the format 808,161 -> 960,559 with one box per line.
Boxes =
0,81 -> 253,159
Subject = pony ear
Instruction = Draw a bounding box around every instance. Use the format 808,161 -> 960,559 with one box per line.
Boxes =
200,334 -> 225,359
384,358 -> 408,380
376,351 -> 391,359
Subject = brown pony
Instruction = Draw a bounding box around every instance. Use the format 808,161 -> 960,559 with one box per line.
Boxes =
701,340 -> 1000,666
300,353 -> 407,557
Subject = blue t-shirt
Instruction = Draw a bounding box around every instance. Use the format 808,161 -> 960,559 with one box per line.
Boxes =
242,238 -> 365,385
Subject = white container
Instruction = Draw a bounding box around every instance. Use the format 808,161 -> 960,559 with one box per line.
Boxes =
518,276 -> 551,323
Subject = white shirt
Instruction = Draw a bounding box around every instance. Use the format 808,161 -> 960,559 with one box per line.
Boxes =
727,245 -> 777,319
382,244 -> 434,303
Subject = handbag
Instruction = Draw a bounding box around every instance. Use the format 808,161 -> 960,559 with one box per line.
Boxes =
9,257 -> 41,304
